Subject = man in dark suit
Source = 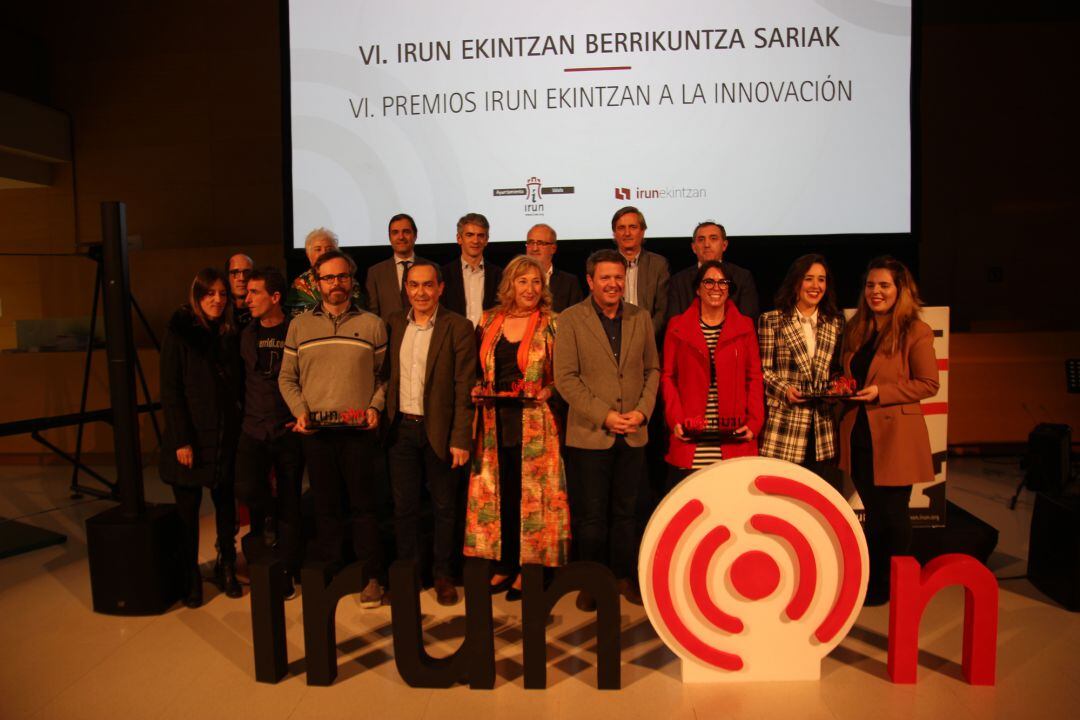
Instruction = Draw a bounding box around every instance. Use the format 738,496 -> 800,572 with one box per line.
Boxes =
525,223 -> 583,313
365,213 -> 428,322
554,249 -> 660,609
385,261 -> 477,605
441,212 -> 502,326
611,206 -> 669,339
667,221 -> 759,321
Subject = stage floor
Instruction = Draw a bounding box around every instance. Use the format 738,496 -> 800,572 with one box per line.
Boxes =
0,458 -> 1076,720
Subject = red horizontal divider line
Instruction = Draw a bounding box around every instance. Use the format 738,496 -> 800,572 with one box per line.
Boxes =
564,66 -> 632,72
922,402 -> 949,415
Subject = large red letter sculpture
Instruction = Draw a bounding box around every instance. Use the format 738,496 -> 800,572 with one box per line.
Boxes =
888,554 -> 998,685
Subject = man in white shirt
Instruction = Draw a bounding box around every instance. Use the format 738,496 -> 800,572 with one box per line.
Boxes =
441,212 -> 502,325
611,206 -> 669,338
365,213 -> 429,322
384,262 -> 477,605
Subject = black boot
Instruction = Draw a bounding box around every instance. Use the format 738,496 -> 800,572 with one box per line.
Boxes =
184,566 -> 203,608
221,560 -> 243,598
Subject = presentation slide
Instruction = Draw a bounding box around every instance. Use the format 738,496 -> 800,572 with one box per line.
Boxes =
287,0 -> 911,247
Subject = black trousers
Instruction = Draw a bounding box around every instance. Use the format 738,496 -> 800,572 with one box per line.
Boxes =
235,431 -> 305,575
173,481 -> 236,576
303,429 -> 384,582
565,437 -> 643,580
851,443 -> 913,597
494,444 -> 522,575
388,417 -> 462,580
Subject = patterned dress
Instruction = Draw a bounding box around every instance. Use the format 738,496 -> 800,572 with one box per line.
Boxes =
285,268 -> 365,317
463,309 -> 570,567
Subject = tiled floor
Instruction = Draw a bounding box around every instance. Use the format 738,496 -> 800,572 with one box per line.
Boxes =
1,458 -> 1077,720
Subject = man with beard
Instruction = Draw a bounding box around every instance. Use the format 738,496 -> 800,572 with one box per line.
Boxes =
279,250 -> 388,607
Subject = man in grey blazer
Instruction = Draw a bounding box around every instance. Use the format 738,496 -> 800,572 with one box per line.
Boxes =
365,213 -> 428,322
385,261 -> 477,606
554,249 -> 660,609
525,223 -> 583,313
667,221 -> 759,322
612,206 -> 669,338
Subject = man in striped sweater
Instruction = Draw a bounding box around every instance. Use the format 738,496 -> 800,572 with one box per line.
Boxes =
279,250 -> 388,607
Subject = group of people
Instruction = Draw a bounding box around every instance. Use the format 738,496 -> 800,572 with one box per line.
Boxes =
159,206 -> 939,610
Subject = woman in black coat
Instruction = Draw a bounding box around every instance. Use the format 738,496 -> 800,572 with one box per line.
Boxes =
160,267 -> 244,607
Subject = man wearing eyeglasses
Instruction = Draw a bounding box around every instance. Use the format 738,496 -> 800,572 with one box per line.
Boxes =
279,250 -> 388,607
227,253 -> 254,328
525,223 -> 583,313
667,221 -> 759,321
235,267 -> 304,599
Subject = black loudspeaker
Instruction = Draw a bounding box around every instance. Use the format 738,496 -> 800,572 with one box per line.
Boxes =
1027,492 -> 1080,612
86,504 -> 183,615
1025,423 -> 1071,494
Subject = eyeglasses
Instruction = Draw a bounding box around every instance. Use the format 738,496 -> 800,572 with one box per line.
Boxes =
700,279 -> 732,290
525,240 -> 555,248
228,269 -> 252,278
318,273 -> 353,284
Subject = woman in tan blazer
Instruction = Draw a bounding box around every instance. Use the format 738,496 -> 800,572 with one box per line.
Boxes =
840,256 -> 939,605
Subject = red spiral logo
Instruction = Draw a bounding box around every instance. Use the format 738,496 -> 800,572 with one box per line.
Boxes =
640,457 -> 869,682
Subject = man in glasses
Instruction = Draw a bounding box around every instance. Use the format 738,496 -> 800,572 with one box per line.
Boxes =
525,223 -> 583,313
279,250 -> 388,608
227,253 -> 254,328
667,221 -> 759,321
235,267 -> 304,599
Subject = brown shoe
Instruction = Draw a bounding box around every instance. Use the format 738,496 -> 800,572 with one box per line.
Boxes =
618,578 -> 643,606
359,578 -> 384,609
434,577 -> 459,606
576,590 -> 597,612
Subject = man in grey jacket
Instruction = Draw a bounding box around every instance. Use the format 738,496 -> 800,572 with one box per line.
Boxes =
554,249 -> 660,609
279,250 -> 388,607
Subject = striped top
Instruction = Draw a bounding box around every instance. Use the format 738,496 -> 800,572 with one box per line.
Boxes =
278,302 -> 388,420
692,318 -> 724,469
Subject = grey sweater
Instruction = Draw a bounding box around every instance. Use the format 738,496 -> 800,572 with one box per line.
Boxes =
279,302 -> 388,421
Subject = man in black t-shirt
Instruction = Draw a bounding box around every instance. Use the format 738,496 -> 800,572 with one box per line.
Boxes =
236,267 -> 305,598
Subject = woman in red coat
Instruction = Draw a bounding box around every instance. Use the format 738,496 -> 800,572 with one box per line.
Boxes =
661,261 -> 764,489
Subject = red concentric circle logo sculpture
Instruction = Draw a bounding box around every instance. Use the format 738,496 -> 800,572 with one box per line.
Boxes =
639,457 -> 869,682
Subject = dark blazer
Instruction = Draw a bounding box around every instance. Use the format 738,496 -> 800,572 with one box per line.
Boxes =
668,260 -> 759,322
385,307 -> 478,461
548,268 -> 583,313
440,258 -> 502,320
757,309 -> 844,463
838,320 -> 940,487
365,254 -> 429,322
629,250 -> 670,337
553,299 -> 660,449
159,307 -> 243,488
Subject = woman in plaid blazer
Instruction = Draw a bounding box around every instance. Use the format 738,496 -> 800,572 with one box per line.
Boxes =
757,254 -> 845,480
